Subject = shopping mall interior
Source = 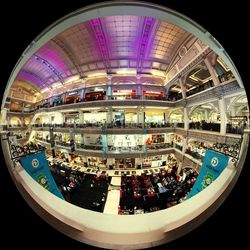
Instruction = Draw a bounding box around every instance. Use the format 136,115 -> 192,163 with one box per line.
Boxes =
0,1 -> 249,249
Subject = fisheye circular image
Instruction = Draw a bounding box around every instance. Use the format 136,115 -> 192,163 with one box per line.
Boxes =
0,1 -> 249,249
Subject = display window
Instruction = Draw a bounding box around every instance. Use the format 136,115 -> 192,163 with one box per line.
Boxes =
112,89 -> 136,100
85,91 -> 106,101
125,112 -> 137,124
113,112 -> 125,127
65,95 -> 81,104
115,158 -> 135,169
145,111 -> 164,123
143,90 -> 163,97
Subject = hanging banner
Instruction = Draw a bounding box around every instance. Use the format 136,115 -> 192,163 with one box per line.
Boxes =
186,149 -> 229,199
19,151 -> 64,200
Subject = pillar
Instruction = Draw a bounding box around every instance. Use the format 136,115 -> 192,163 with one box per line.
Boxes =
184,107 -> 189,130
203,109 -> 208,122
182,137 -> 188,155
80,85 -> 85,101
107,107 -> 113,124
79,111 -> 84,124
20,117 -> 25,127
204,57 -> 220,86
1,109 -> 7,125
179,78 -> 186,99
107,75 -> 112,99
177,161 -> 182,176
218,98 -> 227,135
137,106 -> 144,127
164,112 -> 169,124
136,74 -> 142,98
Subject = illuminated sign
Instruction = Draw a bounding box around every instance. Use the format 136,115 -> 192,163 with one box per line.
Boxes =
143,91 -> 163,95
113,89 -> 136,95
68,91 -> 78,96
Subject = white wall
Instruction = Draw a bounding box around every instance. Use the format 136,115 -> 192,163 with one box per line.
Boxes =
84,112 -> 107,123
84,134 -> 101,145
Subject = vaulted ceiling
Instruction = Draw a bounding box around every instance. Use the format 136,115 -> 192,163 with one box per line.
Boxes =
15,15 -> 190,91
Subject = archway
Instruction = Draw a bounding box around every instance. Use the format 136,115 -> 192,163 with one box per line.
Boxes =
9,116 -> 22,127
184,65 -> 213,97
189,103 -> 220,131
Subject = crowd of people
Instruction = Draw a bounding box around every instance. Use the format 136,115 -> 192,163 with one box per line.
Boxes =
119,161 -> 197,214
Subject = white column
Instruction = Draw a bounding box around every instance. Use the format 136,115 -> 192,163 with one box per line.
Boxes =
80,88 -> 85,101
107,107 -> 113,124
204,57 -> 220,86
182,138 -> 188,154
80,134 -> 84,144
164,112 -> 169,124
137,107 -> 144,126
218,98 -> 227,135
204,109 -> 208,121
184,107 -> 189,130
107,75 -> 112,99
48,115 -> 53,125
1,109 -> 7,125
177,161 -> 183,176
179,78 -> 186,99
79,111 -> 84,124
136,75 -> 142,98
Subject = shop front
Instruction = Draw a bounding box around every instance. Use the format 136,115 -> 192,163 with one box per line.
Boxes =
85,90 -> 106,101
64,112 -> 79,126
143,90 -> 164,100
52,94 -> 65,106
145,110 -> 165,126
107,134 -> 143,152
112,89 -> 136,100
112,111 -> 125,128
83,111 -> 107,126
143,155 -> 163,168
115,158 -> 135,169
125,111 -> 137,126
65,90 -> 81,104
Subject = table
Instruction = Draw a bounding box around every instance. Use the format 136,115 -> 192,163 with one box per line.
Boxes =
111,177 -> 121,186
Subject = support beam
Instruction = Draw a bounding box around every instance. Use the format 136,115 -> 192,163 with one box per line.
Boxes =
179,78 -> 186,99
204,57 -> 220,86
184,107 -> 189,130
136,75 -> 142,97
218,98 -> 227,135
107,75 -> 112,99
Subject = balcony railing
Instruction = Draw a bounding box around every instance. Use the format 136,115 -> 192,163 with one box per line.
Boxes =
185,150 -> 204,161
189,122 -> 220,132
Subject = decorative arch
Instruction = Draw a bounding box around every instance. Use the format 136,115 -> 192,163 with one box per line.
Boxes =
9,116 -> 22,126
227,94 -> 249,113
188,103 -> 219,117
168,109 -> 184,122
182,64 -> 207,84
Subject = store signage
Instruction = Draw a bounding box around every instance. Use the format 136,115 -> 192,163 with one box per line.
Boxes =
186,150 -> 229,199
113,89 -> 136,94
68,91 -> 78,96
94,87 -> 104,91
19,151 -> 64,200
143,90 -> 163,95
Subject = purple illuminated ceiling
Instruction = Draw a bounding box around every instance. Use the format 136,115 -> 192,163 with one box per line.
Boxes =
15,15 -> 189,90
36,42 -> 72,72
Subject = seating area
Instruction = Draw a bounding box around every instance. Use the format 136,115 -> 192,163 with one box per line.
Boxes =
119,167 -> 197,214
